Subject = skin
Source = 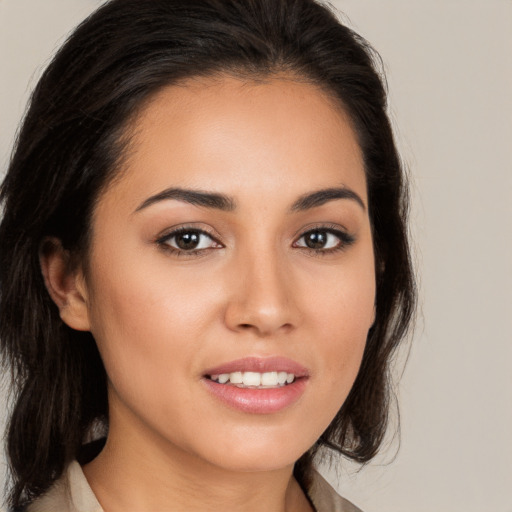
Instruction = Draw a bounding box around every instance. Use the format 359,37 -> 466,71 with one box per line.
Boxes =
42,75 -> 376,512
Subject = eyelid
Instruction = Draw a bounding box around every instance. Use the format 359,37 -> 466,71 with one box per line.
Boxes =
156,224 -> 219,241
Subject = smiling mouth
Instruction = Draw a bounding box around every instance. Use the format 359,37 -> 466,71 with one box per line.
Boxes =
207,371 -> 296,389
203,358 -> 308,413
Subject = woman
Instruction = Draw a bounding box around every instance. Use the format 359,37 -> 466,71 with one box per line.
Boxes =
0,0 -> 416,511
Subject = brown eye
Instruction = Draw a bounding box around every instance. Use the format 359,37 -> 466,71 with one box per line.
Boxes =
175,231 -> 201,250
303,230 -> 328,249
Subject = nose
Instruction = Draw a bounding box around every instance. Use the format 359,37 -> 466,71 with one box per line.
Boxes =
223,248 -> 300,337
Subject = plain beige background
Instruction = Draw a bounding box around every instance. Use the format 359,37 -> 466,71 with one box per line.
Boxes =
1,1 -> 511,511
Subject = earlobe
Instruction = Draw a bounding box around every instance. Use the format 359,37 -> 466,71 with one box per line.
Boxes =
39,238 -> 91,331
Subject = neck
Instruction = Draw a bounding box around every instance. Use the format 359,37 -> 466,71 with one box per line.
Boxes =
83,408 -> 313,512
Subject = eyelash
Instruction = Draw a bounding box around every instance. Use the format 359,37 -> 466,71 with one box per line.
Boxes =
156,225 -> 355,257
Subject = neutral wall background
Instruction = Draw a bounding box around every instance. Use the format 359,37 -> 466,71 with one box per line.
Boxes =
1,1 -> 511,511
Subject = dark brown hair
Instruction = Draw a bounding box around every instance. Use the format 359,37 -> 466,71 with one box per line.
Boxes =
0,0 -> 415,507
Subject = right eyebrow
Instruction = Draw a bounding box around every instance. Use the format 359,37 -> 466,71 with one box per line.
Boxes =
134,187 -> 236,213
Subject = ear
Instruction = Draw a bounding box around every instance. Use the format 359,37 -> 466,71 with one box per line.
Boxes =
39,237 -> 91,331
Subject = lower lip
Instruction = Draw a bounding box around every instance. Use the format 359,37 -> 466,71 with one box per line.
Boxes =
202,378 -> 308,414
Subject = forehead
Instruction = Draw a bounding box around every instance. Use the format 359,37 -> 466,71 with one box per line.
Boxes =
100,75 -> 367,213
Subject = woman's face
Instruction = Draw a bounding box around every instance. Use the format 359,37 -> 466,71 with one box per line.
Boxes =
79,76 -> 375,472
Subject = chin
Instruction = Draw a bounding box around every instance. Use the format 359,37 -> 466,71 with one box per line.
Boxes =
192,429 -> 314,474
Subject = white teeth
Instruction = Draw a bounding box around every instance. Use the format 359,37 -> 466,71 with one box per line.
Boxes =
217,373 -> 230,384
277,372 -> 288,385
230,371 -> 243,384
210,371 -> 296,387
261,371 -> 278,386
243,372 -> 261,386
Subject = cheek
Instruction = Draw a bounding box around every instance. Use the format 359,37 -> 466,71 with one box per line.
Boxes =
303,252 -> 375,390
84,250 -> 222,393
84,263 -> 222,443
306,251 -> 375,335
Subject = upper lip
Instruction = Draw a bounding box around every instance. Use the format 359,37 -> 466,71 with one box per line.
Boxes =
203,356 -> 309,377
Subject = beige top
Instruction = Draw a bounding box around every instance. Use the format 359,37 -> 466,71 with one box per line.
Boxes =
25,461 -> 363,512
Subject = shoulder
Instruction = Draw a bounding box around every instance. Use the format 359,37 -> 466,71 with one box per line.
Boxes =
308,470 -> 364,512
23,462 -> 102,512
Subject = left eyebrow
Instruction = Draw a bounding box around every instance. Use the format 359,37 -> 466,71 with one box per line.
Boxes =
290,187 -> 366,212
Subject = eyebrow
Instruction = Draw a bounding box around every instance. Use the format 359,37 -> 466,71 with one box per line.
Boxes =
290,187 -> 366,212
135,187 -> 236,213
134,185 -> 365,214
